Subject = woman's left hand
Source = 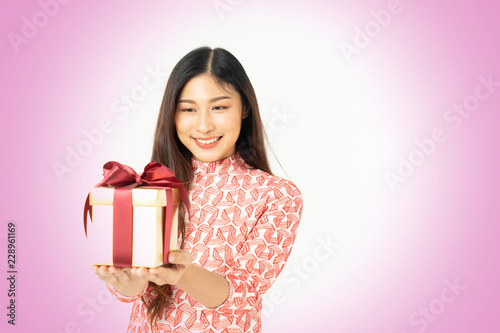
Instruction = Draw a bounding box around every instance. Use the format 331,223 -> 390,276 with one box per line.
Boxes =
130,250 -> 193,286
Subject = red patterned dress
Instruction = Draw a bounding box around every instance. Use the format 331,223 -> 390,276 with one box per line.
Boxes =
107,152 -> 303,332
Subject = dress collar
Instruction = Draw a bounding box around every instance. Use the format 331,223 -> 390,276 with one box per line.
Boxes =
191,152 -> 247,175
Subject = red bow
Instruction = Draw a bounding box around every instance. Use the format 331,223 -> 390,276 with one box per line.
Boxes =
84,161 -> 190,267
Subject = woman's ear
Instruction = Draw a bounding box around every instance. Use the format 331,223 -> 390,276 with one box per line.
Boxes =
242,106 -> 250,119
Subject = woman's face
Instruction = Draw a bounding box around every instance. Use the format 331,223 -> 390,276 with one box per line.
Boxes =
175,73 -> 244,163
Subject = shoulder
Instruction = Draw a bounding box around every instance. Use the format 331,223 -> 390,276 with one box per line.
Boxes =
247,167 -> 302,205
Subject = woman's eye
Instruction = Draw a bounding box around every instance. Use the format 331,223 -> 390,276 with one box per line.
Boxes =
213,106 -> 227,111
180,108 -> 195,112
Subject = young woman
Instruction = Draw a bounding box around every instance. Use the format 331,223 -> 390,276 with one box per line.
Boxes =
93,47 -> 303,332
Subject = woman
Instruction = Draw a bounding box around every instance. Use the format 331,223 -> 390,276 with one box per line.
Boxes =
93,46 -> 303,332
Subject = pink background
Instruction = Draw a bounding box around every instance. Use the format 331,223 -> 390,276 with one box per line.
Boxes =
1,0 -> 499,332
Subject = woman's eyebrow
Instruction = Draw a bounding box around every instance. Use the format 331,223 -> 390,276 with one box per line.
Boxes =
178,96 -> 231,104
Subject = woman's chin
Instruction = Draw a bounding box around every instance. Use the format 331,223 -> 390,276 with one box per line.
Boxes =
192,148 -> 235,163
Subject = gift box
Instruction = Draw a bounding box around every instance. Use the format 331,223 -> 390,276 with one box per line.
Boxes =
84,161 -> 190,268
88,187 -> 180,267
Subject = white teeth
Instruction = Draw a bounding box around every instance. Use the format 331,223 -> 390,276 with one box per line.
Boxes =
195,137 -> 220,144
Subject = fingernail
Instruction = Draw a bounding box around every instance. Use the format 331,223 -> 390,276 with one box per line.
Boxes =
169,254 -> 175,262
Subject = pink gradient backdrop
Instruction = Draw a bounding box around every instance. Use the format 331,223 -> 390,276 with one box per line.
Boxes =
1,0 -> 499,332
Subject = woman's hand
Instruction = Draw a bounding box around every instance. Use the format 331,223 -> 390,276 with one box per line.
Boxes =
92,265 -> 148,297
94,250 -> 228,308
131,250 -> 193,286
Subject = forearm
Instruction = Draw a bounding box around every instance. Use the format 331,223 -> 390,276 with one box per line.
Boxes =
112,278 -> 148,297
176,264 -> 230,308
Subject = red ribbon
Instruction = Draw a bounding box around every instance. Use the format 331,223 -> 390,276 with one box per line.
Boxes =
83,161 -> 190,267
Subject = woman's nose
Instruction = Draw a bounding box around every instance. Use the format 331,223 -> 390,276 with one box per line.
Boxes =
195,110 -> 215,133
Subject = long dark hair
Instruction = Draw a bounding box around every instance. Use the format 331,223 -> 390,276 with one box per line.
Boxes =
147,46 -> 271,326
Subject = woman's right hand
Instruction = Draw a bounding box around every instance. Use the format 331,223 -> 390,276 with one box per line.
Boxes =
92,265 -> 148,297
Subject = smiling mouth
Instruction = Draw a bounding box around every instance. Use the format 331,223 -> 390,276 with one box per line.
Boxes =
194,137 -> 222,144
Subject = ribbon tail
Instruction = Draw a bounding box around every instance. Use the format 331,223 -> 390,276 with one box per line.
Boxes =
84,193 -> 93,238
163,189 -> 174,264
173,184 -> 191,212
